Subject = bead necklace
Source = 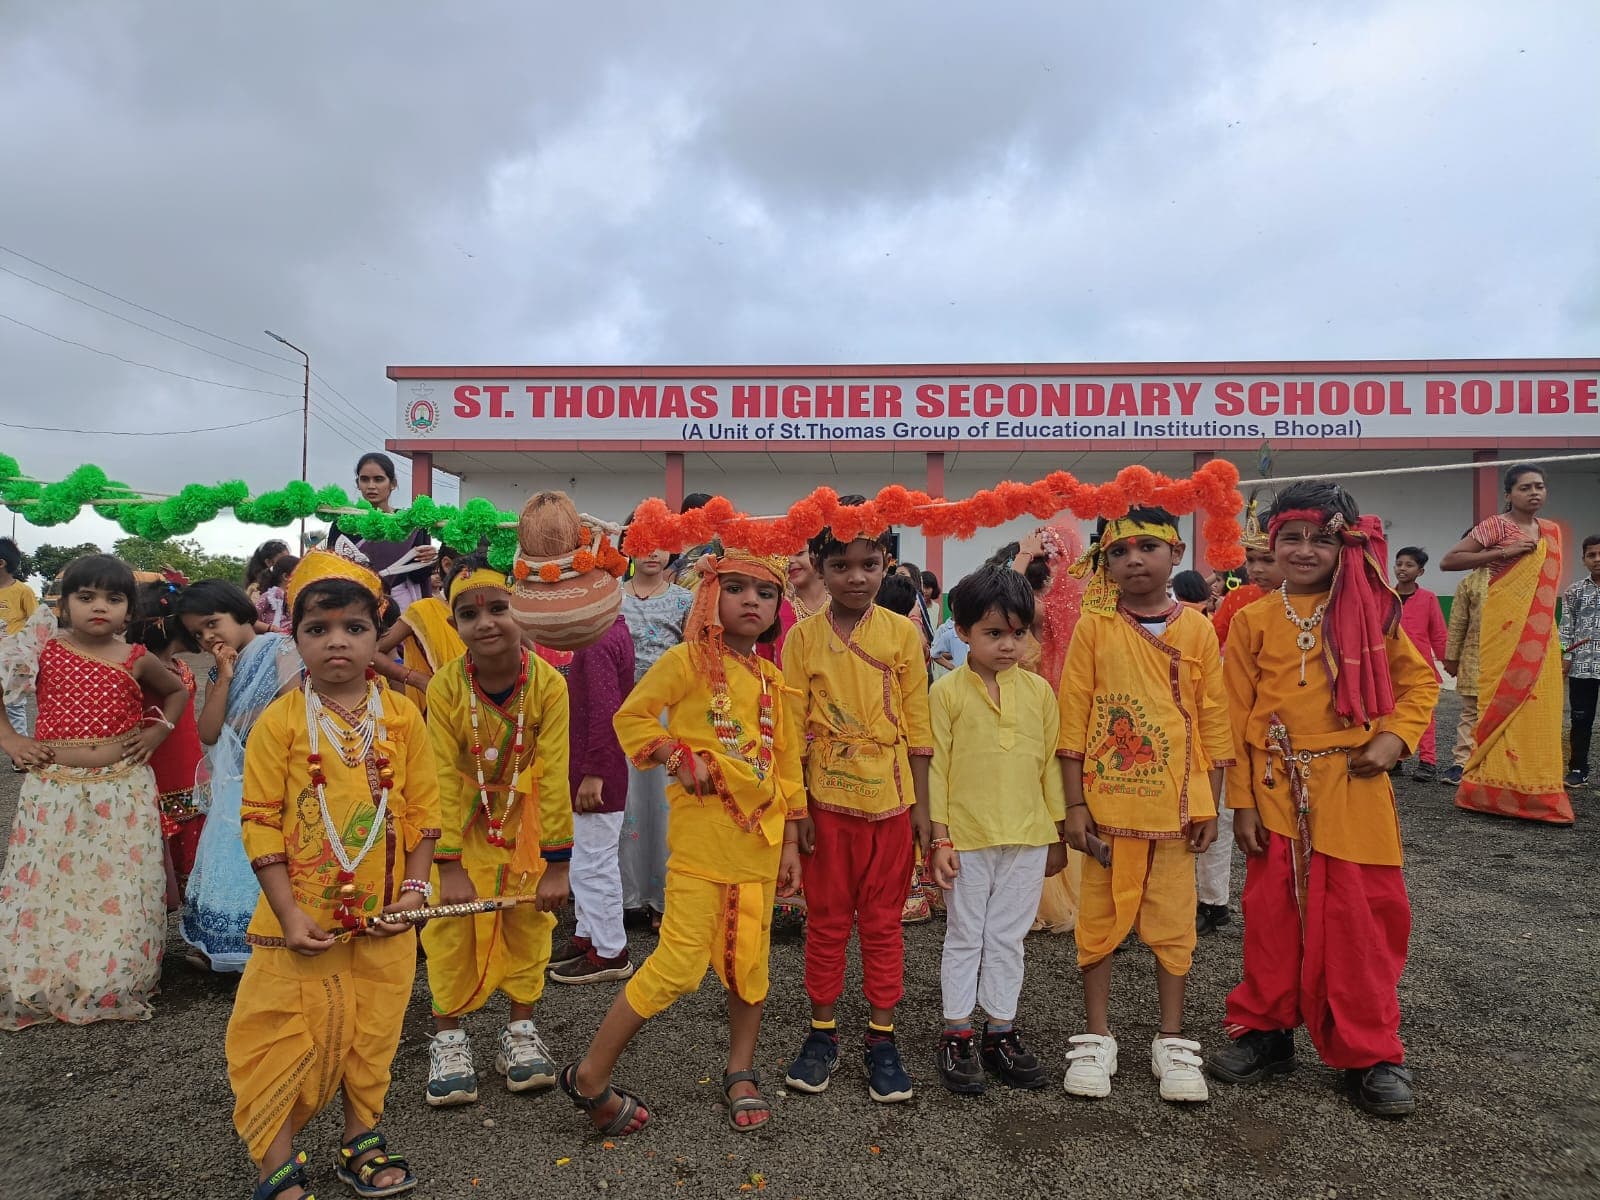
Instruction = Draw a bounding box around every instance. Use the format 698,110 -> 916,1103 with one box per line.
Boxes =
305,680 -> 392,930
709,650 -> 775,781
1279,583 -> 1329,688
467,651 -> 531,847
790,586 -> 828,622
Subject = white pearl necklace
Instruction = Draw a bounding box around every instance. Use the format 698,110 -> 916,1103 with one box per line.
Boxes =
305,680 -> 391,879
1279,583 -> 1328,687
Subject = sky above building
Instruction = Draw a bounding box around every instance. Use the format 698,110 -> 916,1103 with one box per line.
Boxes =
1,0 -> 1596,556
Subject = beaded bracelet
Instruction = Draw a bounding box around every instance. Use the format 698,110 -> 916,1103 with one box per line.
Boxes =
929,837 -> 955,852
399,878 -> 433,902
664,742 -> 693,776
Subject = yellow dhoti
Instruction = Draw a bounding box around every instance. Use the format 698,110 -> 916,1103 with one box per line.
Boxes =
624,870 -> 776,1018
1032,848 -> 1084,933
1076,837 -> 1196,975
424,840 -> 555,1016
226,933 -> 416,1165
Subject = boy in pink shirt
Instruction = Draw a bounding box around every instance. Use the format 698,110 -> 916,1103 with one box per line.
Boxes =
1393,547 -> 1447,783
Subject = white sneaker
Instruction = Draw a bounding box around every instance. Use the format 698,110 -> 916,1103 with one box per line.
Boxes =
426,1029 -> 478,1107
1063,1033 -> 1118,1097
1151,1035 -> 1209,1102
496,1019 -> 557,1093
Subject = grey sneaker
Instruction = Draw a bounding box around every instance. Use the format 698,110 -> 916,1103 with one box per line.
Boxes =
496,1019 -> 558,1092
426,1029 -> 479,1107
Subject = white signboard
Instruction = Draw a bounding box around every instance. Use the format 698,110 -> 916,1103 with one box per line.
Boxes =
395,371 -> 1599,444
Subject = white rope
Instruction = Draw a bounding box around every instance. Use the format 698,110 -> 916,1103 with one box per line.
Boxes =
1234,449 -> 1600,490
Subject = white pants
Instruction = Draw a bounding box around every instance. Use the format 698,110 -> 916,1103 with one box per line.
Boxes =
939,844 -> 1048,1023
572,810 -> 627,958
1196,806 -> 1235,907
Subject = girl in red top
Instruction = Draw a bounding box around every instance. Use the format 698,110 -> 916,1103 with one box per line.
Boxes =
131,580 -> 208,903
0,555 -> 188,1029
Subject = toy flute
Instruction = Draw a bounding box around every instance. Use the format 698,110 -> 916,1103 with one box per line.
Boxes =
325,894 -> 540,940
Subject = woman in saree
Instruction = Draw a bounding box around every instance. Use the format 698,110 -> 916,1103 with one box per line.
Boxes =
1440,463 -> 1573,825
325,452 -> 439,608
175,582 -> 305,971
375,593 -> 465,713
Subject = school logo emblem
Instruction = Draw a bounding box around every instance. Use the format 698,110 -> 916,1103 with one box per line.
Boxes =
403,385 -> 438,436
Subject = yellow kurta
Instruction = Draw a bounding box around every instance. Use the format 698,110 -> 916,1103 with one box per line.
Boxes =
422,653 -> 572,1014
613,643 -> 804,1014
929,664 -> 1065,849
1224,591 -> 1438,866
1057,607 -> 1233,838
397,597 -> 466,711
782,605 -> 933,820
228,687 -> 441,1164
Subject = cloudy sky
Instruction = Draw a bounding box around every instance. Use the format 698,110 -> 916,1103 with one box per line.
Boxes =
2,0 -> 1595,559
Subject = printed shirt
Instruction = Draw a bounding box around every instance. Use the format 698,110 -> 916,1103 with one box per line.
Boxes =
425,651 -> 573,867
1560,575 -> 1600,679
782,606 -> 934,820
1444,569 -> 1488,694
620,583 -> 693,681
1224,591 -> 1438,866
929,664 -> 1065,850
240,687 -> 441,942
614,642 -> 804,883
1057,607 -> 1232,837
0,580 -> 37,637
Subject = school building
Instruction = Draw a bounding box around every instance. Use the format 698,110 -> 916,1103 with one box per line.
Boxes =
386,359 -> 1600,589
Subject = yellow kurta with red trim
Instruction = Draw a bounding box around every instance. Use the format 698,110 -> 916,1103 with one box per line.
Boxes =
1224,591 -> 1438,866
614,642 -> 805,884
781,605 -> 933,820
1056,607 -> 1232,838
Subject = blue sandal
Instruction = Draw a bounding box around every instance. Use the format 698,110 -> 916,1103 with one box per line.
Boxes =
253,1151 -> 316,1199
334,1131 -> 416,1198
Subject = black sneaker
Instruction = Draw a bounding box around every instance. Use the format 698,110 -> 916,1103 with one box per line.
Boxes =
1413,761 -> 1437,783
1388,762 -> 1406,777
864,1035 -> 914,1103
980,1026 -> 1047,1090
1441,765 -> 1463,786
1566,769 -> 1588,788
1196,903 -> 1231,935
1350,1062 -> 1415,1117
783,1029 -> 839,1094
1205,1029 -> 1295,1084
936,1031 -> 985,1094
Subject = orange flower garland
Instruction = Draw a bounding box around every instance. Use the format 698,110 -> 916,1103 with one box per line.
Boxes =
622,460 -> 1246,569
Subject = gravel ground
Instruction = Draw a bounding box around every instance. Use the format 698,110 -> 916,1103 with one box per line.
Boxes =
2,691 -> 1596,1200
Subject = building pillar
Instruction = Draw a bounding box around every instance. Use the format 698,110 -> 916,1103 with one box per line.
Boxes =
410,451 -> 433,500
665,451 -> 685,512
1191,449 -> 1214,569
925,452 -> 945,583
1472,450 -> 1499,525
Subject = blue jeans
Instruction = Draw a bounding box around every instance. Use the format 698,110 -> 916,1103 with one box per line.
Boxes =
4,695 -> 27,739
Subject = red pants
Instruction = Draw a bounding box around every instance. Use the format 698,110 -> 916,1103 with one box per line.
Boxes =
802,807 -> 913,1011
1416,713 -> 1437,766
1224,833 -> 1410,1069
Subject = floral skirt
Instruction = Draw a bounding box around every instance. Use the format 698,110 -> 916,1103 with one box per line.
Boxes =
0,762 -> 166,1030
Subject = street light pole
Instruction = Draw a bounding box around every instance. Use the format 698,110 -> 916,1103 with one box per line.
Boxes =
265,330 -> 310,550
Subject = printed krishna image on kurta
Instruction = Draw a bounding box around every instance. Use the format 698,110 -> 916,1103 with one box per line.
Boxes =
284,780 -> 389,919
1085,694 -> 1171,786
807,691 -> 892,800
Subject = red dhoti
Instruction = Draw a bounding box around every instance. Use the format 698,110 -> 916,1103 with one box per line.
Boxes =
1224,832 -> 1410,1069
802,807 -> 914,1010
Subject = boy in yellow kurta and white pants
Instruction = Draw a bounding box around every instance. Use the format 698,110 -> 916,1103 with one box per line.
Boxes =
421,560 -> 573,1107
1056,510 -> 1232,1103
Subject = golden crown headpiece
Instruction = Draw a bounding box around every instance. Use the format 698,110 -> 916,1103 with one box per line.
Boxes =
285,546 -> 384,614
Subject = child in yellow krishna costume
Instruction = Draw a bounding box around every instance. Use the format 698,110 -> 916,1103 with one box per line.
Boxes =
227,549 -> 440,1200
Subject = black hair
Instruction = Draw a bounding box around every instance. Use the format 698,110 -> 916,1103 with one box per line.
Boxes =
60,554 -> 137,603
989,540 -> 1052,593
949,564 -> 1035,631
1395,546 -> 1428,568
680,492 -> 714,514
920,569 -> 940,599
809,494 -> 893,565
174,580 -> 259,648
1172,570 -> 1211,604
263,555 -> 300,591
130,579 -> 186,653
0,537 -> 20,576
243,539 -> 289,588
875,572 -> 917,616
292,578 -> 381,632
355,451 -> 398,484
1094,505 -> 1181,539
1502,462 -> 1544,494
896,560 -> 921,580
442,552 -> 495,609
1266,481 -> 1359,528
1582,534 -> 1600,553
